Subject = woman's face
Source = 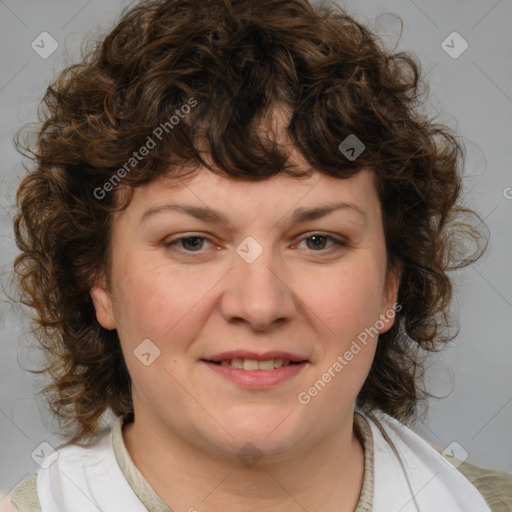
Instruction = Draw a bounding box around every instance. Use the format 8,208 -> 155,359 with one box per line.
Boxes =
91,163 -> 400,459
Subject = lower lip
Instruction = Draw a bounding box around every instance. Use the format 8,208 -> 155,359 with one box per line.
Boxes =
202,361 -> 308,389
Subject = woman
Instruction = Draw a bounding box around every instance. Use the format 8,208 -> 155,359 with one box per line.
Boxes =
10,0 -> 512,510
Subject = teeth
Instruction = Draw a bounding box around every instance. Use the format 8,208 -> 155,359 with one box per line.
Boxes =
243,359 -> 259,370
258,359 -> 274,370
231,358 -> 244,369
217,358 -> 295,370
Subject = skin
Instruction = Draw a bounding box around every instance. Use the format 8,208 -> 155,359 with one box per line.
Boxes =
91,152 -> 401,512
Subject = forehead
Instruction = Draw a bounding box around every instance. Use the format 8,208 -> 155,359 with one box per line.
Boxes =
138,106 -> 377,209
135,166 -> 378,207
117,166 -> 382,232
132,107 -> 378,215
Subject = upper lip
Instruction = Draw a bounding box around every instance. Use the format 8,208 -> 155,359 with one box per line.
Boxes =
203,350 -> 309,363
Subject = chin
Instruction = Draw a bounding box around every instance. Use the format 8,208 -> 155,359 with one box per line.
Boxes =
216,414 -> 308,455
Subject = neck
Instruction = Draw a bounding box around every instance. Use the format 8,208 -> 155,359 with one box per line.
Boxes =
122,411 -> 365,512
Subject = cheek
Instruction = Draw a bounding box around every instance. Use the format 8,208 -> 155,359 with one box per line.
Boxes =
296,256 -> 384,397
111,257 -> 220,342
108,255 -> 170,343
300,262 -> 385,336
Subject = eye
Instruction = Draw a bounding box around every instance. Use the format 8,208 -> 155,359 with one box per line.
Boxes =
296,233 -> 346,252
163,232 -> 346,254
165,235 -> 211,252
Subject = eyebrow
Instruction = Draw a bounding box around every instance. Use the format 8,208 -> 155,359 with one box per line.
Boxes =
139,201 -> 367,226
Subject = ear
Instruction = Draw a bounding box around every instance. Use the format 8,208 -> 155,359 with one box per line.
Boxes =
90,275 -> 116,330
378,261 -> 402,334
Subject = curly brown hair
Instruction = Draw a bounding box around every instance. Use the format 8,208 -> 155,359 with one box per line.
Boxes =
13,0 -> 485,447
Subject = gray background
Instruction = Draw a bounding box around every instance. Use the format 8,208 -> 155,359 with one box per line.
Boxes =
1,0 -> 511,507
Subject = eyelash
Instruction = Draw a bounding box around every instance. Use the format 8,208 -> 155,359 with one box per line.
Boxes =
164,233 -> 347,254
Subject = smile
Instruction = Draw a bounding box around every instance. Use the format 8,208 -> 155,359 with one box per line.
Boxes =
212,358 -> 298,370
202,358 -> 308,389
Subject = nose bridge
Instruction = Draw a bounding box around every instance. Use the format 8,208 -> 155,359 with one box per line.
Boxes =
220,235 -> 296,330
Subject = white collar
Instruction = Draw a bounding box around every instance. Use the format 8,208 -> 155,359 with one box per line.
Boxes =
358,409 -> 491,512
35,410 -> 491,511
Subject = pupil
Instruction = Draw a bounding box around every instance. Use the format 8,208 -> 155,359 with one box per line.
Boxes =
308,235 -> 325,250
184,237 -> 202,250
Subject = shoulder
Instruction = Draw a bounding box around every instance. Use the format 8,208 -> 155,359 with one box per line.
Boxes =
9,473 -> 41,512
9,423 -> 116,512
359,410 -> 512,510
456,460 -> 512,511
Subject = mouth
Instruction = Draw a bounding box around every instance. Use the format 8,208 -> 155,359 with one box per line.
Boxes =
206,358 -> 302,370
201,351 -> 309,389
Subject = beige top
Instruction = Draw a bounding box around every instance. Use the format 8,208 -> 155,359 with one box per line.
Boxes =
10,412 -> 512,511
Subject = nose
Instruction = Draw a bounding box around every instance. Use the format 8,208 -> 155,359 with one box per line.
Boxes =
220,243 -> 298,331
